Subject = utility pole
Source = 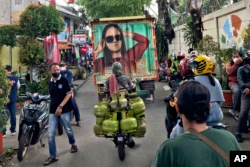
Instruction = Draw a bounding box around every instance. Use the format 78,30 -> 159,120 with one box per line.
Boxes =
9,0 -> 12,66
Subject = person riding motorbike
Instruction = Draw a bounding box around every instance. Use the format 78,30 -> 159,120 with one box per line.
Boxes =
170,55 -> 225,138
165,58 -> 195,138
170,51 -> 185,86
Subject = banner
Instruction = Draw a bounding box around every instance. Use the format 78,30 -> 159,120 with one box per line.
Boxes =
169,7 -> 180,25
75,46 -> 80,59
44,34 -> 60,64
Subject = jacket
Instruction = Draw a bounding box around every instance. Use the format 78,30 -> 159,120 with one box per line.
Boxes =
237,66 -> 250,91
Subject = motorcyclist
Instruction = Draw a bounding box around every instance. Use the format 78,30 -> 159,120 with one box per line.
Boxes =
165,58 -> 195,138
105,61 -> 135,97
158,58 -> 169,81
170,51 -> 185,86
169,55 -> 225,138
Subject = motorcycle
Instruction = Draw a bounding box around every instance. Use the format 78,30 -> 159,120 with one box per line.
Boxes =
17,92 -> 50,161
158,62 -> 170,82
164,80 -> 228,138
94,90 -> 146,161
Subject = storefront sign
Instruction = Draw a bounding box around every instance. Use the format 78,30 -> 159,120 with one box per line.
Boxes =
72,34 -> 86,46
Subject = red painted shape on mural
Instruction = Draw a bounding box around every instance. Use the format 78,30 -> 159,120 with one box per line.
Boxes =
231,15 -> 241,38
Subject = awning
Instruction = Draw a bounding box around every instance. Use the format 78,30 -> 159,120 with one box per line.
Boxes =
58,43 -> 72,50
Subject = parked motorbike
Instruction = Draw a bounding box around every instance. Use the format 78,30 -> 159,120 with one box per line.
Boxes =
158,62 -> 169,82
94,91 -> 146,161
164,80 -> 228,138
17,92 -> 50,161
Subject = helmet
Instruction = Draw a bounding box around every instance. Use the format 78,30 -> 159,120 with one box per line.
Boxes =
190,51 -> 198,58
188,48 -> 194,54
178,58 -> 192,77
177,51 -> 185,61
190,55 -> 213,75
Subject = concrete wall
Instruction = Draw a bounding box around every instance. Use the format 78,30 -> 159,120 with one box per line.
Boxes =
168,0 -> 250,55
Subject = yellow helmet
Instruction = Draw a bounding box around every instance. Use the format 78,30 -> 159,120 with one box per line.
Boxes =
191,55 -> 213,75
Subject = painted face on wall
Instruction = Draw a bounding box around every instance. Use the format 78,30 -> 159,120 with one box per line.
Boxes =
105,27 -> 122,52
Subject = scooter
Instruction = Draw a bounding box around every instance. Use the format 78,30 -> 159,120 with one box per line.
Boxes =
164,80 -> 228,138
17,92 -> 50,161
94,90 -> 146,161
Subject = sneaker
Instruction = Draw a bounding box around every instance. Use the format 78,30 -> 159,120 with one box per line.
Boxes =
3,132 -> 6,138
11,131 -> 16,136
71,144 -> 78,153
235,133 -> 243,143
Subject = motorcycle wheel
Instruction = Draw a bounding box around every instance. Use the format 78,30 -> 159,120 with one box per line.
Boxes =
127,137 -> 135,148
118,142 -> 125,161
17,133 -> 30,161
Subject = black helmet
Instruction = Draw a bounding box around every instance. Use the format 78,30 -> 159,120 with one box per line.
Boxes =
188,48 -> 194,54
5,65 -> 12,71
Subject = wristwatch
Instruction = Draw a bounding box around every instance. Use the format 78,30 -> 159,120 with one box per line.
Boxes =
58,105 -> 63,109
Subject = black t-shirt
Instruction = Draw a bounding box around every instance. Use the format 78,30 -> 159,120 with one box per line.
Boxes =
48,76 -> 73,114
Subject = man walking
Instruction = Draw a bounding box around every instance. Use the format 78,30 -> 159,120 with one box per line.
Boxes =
44,63 -> 77,166
2,65 -> 20,137
60,62 -> 81,127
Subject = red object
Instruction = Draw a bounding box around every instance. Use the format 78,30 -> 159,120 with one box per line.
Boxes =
109,74 -> 119,96
0,133 -> 3,156
44,34 -> 60,64
178,58 -> 192,77
81,46 -> 88,53
222,91 -> 233,106
50,0 -> 56,6
68,0 -> 74,3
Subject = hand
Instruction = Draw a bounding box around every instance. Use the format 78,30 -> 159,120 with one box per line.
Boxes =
235,57 -> 242,64
55,107 -> 62,116
9,81 -> 14,86
93,40 -> 105,55
243,88 -> 250,94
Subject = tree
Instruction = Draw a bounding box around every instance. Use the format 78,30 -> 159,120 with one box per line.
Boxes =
0,25 -> 19,47
243,23 -> 250,50
155,21 -> 168,61
76,0 -> 151,18
182,16 -> 196,48
18,4 -> 64,83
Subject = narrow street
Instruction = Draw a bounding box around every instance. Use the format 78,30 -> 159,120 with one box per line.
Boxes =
6,76 -> 250,167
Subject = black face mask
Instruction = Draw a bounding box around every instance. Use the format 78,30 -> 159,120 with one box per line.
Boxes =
52,72 -> 60,78
177,56 -> 185,61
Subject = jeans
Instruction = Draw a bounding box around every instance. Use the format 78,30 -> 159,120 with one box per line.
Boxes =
230,83 -> 241,112
48,112 -> 76,158
71,97 -> 81,122
3,103 -> 16,133
236,94 -> 250,133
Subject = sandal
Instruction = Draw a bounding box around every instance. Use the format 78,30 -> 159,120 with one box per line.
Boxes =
71,144 -> 78,153
43,157 -> 58,166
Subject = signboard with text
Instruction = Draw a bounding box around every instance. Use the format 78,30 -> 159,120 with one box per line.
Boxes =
72,34 -> 86,46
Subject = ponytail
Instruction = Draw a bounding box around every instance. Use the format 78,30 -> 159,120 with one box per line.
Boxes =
208,73 -> 215,86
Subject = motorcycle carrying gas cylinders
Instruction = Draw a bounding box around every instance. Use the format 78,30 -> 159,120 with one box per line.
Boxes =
93,92 -> 146,138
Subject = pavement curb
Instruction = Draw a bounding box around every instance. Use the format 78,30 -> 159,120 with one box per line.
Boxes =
74,73 -> 92,92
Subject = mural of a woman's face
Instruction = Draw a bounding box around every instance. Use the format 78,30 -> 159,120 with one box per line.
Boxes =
105,27 -> 122,53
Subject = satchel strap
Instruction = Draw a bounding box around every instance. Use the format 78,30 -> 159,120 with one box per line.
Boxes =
187,128 -> 230,165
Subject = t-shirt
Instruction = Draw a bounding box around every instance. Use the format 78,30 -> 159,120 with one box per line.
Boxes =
7,75 -> 19,103
152,128 -> 240,167
195,75 -> 225,102
48,75 -> 73,114
61,69 -> 73,85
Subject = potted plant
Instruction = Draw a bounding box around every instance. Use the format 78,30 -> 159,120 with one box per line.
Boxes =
0,61 -> 11,155
215,48 -> 234,107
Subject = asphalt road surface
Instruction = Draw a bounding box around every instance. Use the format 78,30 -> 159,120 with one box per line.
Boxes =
6,76 -> 250,167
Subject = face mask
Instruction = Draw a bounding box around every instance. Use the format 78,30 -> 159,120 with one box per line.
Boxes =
52,72 -> 60,78
60,67 -> 66,71
233,58 -> 238,63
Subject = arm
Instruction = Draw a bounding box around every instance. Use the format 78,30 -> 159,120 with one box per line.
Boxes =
237,67 -> 249,90
226,62 -> 239,75
67,71 -> 73,84
124,32 -> 149,60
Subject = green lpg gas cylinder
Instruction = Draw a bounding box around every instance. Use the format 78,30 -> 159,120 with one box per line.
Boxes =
132,121 -> 146,138
94,101 -> 109,117
102,119 -> 119,133
120,117 -> 137,132
94,124 -> 105,137
96,117 -> 104,125
130,97 -> 145,115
